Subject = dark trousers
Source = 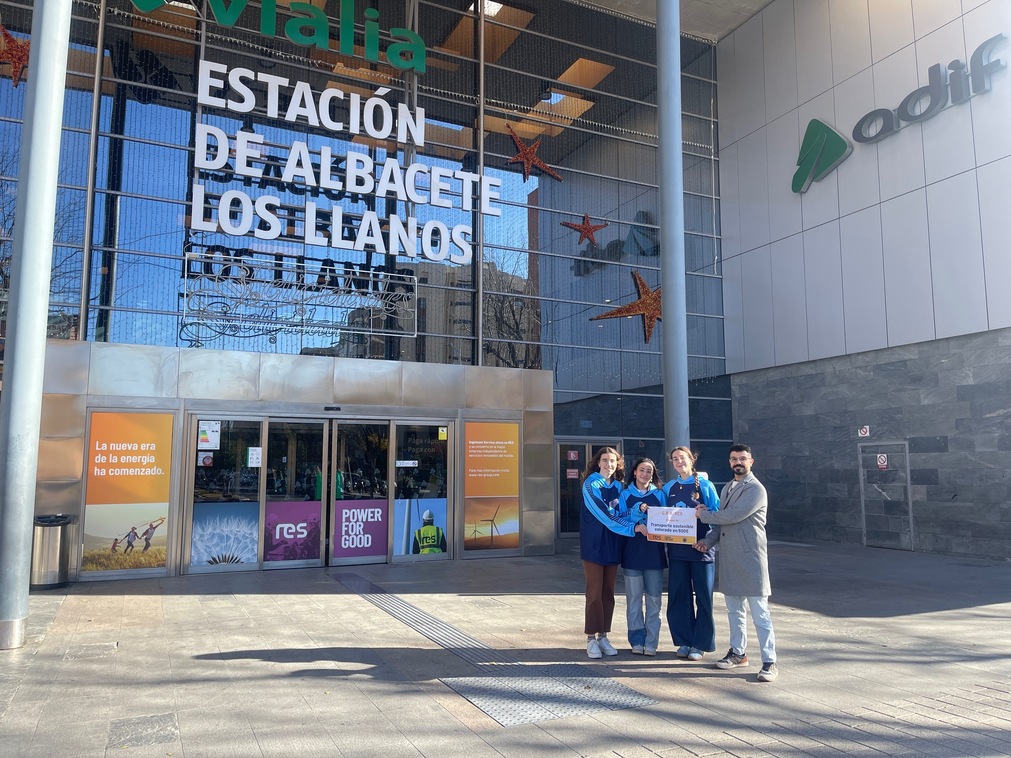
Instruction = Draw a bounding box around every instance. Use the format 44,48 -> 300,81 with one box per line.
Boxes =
582,561 -> 618,635
666,559 -> 716,652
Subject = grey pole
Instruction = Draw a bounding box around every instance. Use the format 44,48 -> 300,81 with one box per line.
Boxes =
657,1 -> 691,476
0,0 -> 74,650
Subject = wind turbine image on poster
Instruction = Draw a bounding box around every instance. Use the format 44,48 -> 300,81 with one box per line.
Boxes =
481,505 -> 501,547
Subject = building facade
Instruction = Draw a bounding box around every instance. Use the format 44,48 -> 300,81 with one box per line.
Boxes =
0,0 -> 730,579
718,0 -> 1011,559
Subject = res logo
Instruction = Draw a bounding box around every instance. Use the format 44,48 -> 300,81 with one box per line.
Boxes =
275,522 -> 308,540
793,34 -> 1006,193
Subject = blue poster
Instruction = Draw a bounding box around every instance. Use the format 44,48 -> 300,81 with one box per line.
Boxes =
190,500 -> 259,565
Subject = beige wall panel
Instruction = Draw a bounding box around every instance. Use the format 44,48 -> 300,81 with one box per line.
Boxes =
259,354 -> 335,403
41,395 -> 87,438
523,442 -> 555,479
334,358 -> 404,405
402,362 -> 463,408
523,475 -> 555,512
521,509 -> 555,555
178,349 -> 260,400
37,437 -> 86,481
43,340 -> 90,394
523,369 -> 554,411
466,366 -> 523,409
88,343 -> 180,398
35,480 -> 83,517
522,410 -> 553,445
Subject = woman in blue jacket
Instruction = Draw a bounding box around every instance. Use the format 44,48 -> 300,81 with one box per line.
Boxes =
617,457 -> 667,655
662,447 -> 720,660
580,447 -> 638,658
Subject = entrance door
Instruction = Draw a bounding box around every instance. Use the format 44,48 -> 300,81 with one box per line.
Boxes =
329,422 -> 391,565
263,420 -> 326,568
858,441 -> 914,550
392,423 -> 451,560
186,417 -> 452,572
557,441 -> 620,536
189,419 -> 264,572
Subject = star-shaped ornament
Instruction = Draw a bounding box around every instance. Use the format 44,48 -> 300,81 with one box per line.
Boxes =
505,123 -> 563,182
591,271 -> 663,343
0,24 -> 30,89
561,213 -> 608,246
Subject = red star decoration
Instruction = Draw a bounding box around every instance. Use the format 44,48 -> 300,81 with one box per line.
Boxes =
0,24 -> 30,89
591,271 -> 663,343
561,213 -> 608,246
505,123 -> 563,182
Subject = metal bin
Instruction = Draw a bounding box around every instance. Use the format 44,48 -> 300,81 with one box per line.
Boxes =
30,514 -> 72,590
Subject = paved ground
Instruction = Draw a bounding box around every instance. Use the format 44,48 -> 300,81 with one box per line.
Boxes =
2,538 -> 1011,757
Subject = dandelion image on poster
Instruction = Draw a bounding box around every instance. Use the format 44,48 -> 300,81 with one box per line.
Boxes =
190,501 -> 259,565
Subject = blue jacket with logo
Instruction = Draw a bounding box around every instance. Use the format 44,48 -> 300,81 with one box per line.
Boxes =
580,473 -> 635,565
662,475 -> 720,563
617,484 -> 668,570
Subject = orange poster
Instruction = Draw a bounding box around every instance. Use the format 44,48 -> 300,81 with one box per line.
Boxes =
464,422 -> 520,551
82,412 -> 174,572
464,421 -> 519,498
86,412 -> 173,504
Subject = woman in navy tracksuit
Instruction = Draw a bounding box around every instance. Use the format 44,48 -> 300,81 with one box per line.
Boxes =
662,446 -> 720,660
617,457 -> 668,655
580,447 -> 638,658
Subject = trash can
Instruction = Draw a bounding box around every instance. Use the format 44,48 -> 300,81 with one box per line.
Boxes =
30,514 -> 72,590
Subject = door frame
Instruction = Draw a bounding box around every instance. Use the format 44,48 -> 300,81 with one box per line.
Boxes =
555,438 -> 621,538
857,440 -> 914,550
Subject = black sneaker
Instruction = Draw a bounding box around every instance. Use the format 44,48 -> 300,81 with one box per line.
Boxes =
715,648 -> 749,669
758,662 -> 779,682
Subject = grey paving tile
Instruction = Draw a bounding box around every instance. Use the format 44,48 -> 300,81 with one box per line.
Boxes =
179,730 -> 264,758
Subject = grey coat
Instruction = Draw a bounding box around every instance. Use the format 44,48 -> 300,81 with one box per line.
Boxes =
697,472 -> 771,597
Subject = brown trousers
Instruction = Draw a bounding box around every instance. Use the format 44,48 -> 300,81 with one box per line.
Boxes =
582,561 -> 618,635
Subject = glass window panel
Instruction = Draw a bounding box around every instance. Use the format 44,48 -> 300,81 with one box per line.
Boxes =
686,235 -> 721,275
688,356 -> 726,380
689,397 -> 733,440
682,38 -> 716,80
686,274 -> 723,316
119,141 -> 191,197
681,77 -> 715,118
684,193 -> 717,235
682,153 -> 716,196
554,390 -> 623,438
687,314 -> 725,356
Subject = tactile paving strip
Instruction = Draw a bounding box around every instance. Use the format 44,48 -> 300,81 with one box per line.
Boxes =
332,572 -> 656,726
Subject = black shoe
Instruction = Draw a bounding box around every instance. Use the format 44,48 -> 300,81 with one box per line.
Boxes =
715,648 -> 749,669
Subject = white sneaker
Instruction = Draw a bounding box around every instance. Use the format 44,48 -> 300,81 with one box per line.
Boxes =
597,636 -> 618,656
587,638 -> 602,659
631,645 -> 645,655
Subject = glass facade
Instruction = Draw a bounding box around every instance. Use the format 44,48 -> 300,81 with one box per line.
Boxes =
0,0 -> 731,483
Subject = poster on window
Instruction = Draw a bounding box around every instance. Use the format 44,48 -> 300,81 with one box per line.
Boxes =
264,500 -> 322,562
82,412 -> 173,572
333,500 -> 388,560
463,422 -> 520,551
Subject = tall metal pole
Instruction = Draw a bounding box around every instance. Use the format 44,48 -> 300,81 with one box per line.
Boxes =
0,0 -> 73,650
657,1 -> 690,475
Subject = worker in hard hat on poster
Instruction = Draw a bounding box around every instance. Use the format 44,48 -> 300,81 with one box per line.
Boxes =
412,510 -> 447,554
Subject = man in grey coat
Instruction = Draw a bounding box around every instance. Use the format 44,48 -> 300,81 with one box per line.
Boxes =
694,443 -> 778,682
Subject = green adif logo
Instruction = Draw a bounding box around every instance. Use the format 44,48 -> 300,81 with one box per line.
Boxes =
128,0 -> 427,72
791,119 -> 852,194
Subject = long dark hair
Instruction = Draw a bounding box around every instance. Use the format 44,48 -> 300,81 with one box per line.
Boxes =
582,447 -> 625,483
626,457 -> 663,489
